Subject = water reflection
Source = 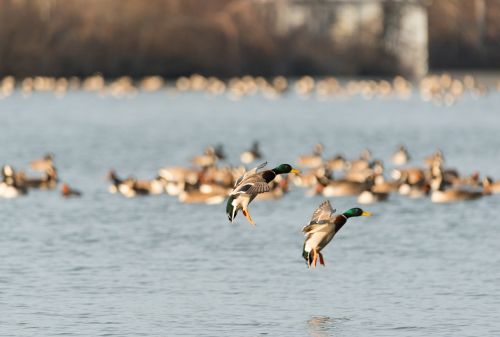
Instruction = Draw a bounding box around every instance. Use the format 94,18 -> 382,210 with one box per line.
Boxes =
307,315 -> 349,337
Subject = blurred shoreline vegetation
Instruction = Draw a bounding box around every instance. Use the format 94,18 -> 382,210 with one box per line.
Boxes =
0,0 -> 499,79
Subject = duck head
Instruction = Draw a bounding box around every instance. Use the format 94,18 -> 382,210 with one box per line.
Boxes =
272,164 -> 300,175
342,208 -> 372,218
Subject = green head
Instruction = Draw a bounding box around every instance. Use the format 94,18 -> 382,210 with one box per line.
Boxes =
272,164 -> 300,175
342,207 -> 372,218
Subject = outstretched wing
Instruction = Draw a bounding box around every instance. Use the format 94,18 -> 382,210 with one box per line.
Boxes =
234,161 -> 268,188
231,178 -> 270,196
309,200 -> 336,224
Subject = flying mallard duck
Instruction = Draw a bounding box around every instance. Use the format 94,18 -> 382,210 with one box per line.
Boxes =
226,162 -> 300,226
302,200 -> 371,268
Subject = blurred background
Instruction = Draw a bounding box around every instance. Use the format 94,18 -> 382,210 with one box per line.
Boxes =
0,0 -> 499,78
2,2 -> 500,336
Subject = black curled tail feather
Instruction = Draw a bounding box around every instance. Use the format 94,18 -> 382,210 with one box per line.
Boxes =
302,244 -> 311,266
226,195 -> 235,222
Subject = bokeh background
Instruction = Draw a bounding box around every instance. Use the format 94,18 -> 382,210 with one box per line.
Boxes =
1,0 -> 499,78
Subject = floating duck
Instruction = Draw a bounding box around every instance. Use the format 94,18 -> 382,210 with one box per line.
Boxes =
314,175 -> 370,197
357,189 -> 389,204
391,145 -> 410,165
30,153 -> 54,171
297,143 -> 323,169
302,200 -> 371,268
430,176 -> 483,203
61,183 -> 82,197
226,162 -> 300,226
240,141 -> 263,164
0,165 -> 27,198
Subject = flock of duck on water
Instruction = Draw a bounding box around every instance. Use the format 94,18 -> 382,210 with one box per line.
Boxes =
0,73 -> 495,105
2,144 -> 499,268
2,143 -> 500,203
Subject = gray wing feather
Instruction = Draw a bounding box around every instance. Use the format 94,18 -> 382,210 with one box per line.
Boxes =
231,174 -> 270,195
234,161 -> 268,188
309,200 -> 336,224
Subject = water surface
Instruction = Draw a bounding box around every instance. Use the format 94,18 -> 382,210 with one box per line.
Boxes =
1,90 -> 500,336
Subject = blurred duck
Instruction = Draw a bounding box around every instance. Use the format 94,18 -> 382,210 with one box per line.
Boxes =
240,141 -> 263,164
425,150 -> 444,168
392,167 -> 426,185
293,165 -> 331,188
297,143 -> 323,169
20,166 -> 58,189
482,177 -> 500,194
107,170 -> 165,197
302,200 -> 371,268
314,175 -> 370,197
0,165 -> 27,198
344,159 -> 384,183
371,174 -> 400,194
325,154 -> 347,171
213,144 -> 226,161
346,149 -> 371,171
158,166 -> 199,196
357,187 -> 389,204
61,183 -> 82,197
226,162 -> 300,226
192,146 -> 218,168
178,183 -> 228,205
431,175 -> 483,203
391,145 -> 410,165
30,153 -> 54,171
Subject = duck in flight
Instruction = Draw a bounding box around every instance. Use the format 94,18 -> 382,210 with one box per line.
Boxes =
226,162 -> 300,226
302,200 -> 371,268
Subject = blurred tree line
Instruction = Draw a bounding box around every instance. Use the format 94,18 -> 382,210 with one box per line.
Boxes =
0,0 -> 499,78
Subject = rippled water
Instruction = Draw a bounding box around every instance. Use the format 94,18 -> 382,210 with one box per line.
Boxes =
1,90 -> 500,336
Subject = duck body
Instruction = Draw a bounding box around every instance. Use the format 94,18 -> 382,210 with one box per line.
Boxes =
302,201 -> 371,268
226,162 -> 299,226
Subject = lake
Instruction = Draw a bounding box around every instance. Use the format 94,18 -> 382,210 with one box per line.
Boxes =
1,87 -> 500,336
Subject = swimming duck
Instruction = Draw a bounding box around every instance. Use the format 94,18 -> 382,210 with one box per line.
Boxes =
20,166 -> 58,189
226,162 -> 300,226
192,146 -> 218,168
325,154 -> 347,171
61,183 -> 82,197
346,149 -> 371,171
430,176 -> 483,203
482,176 -> 500,194
30,153 -> 54,171
314,175 -> 370,197
391,145 -> 410,165
0,165 -> 27,198
302,200 -> 371,268
357,189 -> 389,204
297,143 -> 324,169
158,166 -> 199,196
178,184 -> 228,205
240,141 -> 263,164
